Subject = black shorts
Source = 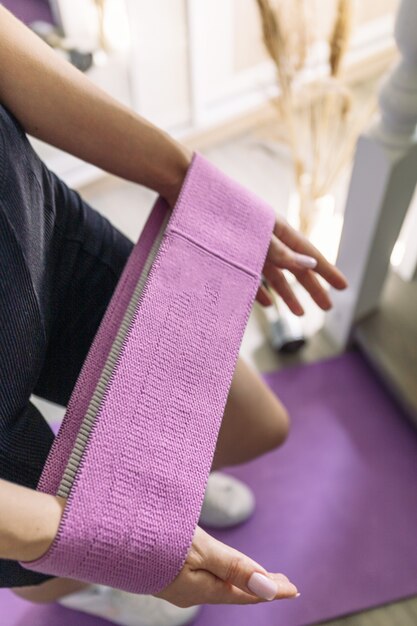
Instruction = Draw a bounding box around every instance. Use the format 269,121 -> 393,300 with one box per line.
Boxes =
0,105 -> 133,587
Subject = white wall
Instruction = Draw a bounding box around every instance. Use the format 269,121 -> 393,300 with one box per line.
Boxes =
125,0 -> 399,135
126,0 -> 191,129
33,0 -> 399,186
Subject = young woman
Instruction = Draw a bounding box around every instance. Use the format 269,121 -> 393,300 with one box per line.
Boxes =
0,6 -> 347,626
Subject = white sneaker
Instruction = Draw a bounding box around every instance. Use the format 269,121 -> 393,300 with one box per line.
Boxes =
199,471 -> 255,528
59,584 -> 200,626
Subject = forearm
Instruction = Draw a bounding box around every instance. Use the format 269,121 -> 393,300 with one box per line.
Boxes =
0,478 -> 64,562
0,7 -> 192,206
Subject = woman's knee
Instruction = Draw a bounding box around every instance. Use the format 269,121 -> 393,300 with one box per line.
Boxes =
267,399 -> 291,450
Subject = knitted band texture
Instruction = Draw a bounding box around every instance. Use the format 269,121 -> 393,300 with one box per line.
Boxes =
21,152 -> 275,593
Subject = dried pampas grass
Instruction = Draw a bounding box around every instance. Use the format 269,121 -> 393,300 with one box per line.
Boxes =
329,0 -> 353,76
93,0 -> 109,51
256,0 -> 373,235
256,0 -> 303,182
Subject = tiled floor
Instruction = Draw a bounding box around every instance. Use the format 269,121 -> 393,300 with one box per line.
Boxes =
32,127 -> 417,624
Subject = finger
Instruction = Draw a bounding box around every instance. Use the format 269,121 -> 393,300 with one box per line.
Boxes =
274,220 -> 348,290
267,234 -> 318,273
189,569 -> 263,605
294,268 -> 333,311
192,568 -> 298,605
264,264 -> 304,316
256,283 -> 273,307
199,531 -> 298,600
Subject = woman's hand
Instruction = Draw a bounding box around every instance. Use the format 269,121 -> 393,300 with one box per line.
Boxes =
257,216 -> 348,313
155,526 -> 298,607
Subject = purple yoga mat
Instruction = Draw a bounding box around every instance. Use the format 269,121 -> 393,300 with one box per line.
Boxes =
2,0 -> 55,25
2,352 -> 417,625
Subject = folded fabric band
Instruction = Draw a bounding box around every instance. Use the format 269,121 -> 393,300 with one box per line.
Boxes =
21,152 -> 275,594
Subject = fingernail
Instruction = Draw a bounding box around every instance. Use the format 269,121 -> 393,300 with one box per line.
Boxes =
248,572 -> 277,601
294,253 -> 317,269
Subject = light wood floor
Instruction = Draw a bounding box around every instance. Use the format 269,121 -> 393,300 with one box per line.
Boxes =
356,270 -> 417,423
320,595 -> 417,626
41,122 -> 416,625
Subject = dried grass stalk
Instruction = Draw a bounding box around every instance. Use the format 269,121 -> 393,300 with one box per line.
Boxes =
256,0 -> 303,184
93,0 -> 109,51
329,0 -> 353,77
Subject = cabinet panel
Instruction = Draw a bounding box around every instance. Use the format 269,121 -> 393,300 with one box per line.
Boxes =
127,0 -> 191,129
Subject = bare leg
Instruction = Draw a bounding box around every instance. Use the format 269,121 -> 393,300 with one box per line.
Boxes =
12,577 -> 88,603
211,356 -> 290,470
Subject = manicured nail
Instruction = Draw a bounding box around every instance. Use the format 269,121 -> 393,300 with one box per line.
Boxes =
248,572 -> 277,601
294,253 -> 317,269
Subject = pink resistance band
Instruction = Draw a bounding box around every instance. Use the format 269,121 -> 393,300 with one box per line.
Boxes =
21,152 -> 275,594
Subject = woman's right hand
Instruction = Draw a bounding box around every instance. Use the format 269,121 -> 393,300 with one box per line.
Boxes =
155,525 -> 298,607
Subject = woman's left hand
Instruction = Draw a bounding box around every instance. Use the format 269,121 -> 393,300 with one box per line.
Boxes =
257,216 -> 348,314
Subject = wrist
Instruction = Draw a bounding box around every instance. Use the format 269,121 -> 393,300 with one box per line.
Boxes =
19,493 -> 66,562
158,141 -> 193,209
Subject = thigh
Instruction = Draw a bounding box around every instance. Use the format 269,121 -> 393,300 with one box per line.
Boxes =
33,184 -> 133,406
212,357 -> 290,470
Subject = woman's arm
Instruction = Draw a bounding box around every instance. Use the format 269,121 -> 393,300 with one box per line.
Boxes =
0,477 -> 298,603
0,478 -> 64,562
0,8 -> 347,311
0,7 -> 192,208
